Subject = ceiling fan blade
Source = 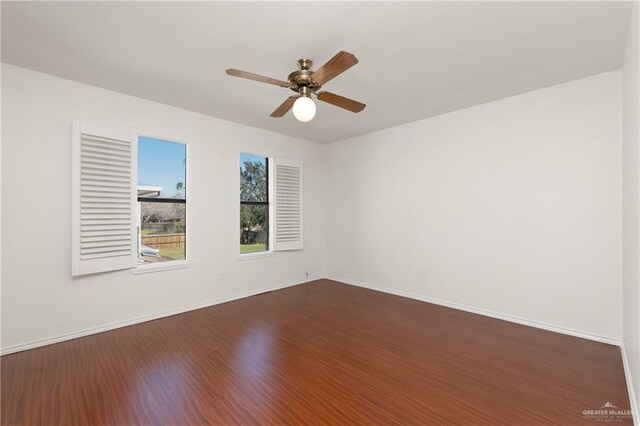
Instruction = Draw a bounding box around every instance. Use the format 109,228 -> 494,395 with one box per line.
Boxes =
312,51 -> 359,85
226,69 -> 289,88
270,96 -> 299,117
316,91 -> 366,113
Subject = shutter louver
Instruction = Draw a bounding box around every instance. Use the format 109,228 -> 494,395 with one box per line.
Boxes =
272,158 -> 303,251
72,122 -> 136,276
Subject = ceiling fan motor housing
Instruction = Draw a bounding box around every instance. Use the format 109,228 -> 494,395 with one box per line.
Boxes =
288,58 -> 321,94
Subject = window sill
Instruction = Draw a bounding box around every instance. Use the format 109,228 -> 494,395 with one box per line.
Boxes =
130,260 -> 194,274
237,251 -> 275,261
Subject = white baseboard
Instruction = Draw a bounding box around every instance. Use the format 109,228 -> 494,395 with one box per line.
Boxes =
326,275 -> 622,346
622,344 -> 639,425
0,279 -> 308,356
1,275 -> 623,354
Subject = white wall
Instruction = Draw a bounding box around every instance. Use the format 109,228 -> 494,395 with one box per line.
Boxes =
0,63 -> 628,354
0,64 -> 326,352
623,1 -> 640,413
326,71 -> 623,342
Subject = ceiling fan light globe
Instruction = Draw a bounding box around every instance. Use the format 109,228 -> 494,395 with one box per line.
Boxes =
293,96 -> 316,122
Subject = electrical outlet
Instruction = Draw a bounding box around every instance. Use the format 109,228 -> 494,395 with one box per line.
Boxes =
305,272 -> 310,280
219,269 -> 225,280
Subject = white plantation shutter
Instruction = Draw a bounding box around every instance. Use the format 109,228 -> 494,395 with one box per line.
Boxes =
72,121 -> 137,276
271,158 -> 303,251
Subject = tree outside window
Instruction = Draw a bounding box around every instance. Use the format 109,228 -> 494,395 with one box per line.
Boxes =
240,153 -> 268,254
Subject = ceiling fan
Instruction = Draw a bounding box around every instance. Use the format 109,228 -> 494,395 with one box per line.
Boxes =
226,51 -> 366,122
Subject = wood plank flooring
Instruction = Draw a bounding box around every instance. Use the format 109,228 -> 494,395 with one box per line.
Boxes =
1,279 -> 632,425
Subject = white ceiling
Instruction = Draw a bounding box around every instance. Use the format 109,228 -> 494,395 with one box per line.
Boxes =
1,1 -> 633,143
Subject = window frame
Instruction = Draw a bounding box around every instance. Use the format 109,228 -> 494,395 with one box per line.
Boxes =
131,130 -> 193,273
239,152 -> 273,258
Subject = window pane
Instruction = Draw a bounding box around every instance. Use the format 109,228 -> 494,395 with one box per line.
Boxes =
139,201 -> 186,262
240,204 -> 268,253
138,136 -> 187,265
138,136 -> 186,200
240,153 -> 267,203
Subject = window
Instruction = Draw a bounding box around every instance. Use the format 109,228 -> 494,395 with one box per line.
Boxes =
72,122 -> 192,275
137,136 -> 187,263
240,153 -> 269,254
238,154 -> 304,255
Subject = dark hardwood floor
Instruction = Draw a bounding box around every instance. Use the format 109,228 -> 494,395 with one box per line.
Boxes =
1,279 -> 632,425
